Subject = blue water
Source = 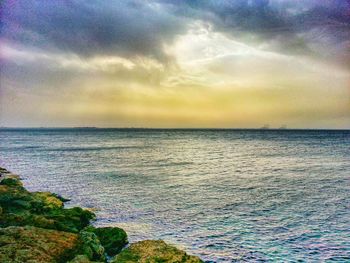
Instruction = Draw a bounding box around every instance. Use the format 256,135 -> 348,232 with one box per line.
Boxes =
0,129 -> 349,262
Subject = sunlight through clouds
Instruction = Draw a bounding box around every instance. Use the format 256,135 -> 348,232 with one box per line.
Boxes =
1,0 -> 349,128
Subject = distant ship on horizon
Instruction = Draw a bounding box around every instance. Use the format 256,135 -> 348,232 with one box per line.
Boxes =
259,124 -> 288,130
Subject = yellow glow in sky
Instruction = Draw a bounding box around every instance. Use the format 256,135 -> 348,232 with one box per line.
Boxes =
1,15 -> 349,128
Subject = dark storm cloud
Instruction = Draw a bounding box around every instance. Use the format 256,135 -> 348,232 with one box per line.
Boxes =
1,0 -> 186,61
171,0 -> 290,34
162,0 -> 350,58
1,0 -> 349,63
167,0 -> 349,33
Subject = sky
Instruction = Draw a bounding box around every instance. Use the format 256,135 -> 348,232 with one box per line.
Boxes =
1,0 -> 349,128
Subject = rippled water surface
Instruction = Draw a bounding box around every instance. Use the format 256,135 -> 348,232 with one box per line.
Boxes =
1,129 -> 349,262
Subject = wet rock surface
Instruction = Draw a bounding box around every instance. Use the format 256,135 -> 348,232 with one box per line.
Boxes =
0,225 -> 79,263
111,240 -> 203,263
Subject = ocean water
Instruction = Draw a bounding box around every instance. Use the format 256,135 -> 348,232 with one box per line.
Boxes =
0,129 -> 349,262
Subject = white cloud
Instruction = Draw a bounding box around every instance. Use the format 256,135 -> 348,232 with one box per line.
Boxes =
1,44 -> 166,73
164,21 -> 349,89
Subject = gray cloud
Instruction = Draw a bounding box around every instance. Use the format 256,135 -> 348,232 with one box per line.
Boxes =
1,0 -> 186,61
162,0 -> 350,60
1,0 -> 349,66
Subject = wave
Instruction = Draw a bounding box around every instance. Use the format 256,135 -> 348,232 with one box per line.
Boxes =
44,145 -> 149,152
0,146 -> 43,151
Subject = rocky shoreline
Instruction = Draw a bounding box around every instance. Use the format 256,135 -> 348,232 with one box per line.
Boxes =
0,167 -> 203,263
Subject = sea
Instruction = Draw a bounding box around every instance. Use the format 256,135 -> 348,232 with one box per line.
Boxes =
0,128 -> 349,262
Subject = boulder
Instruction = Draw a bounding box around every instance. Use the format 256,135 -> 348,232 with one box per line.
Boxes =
0,177 -> 95,233
85,226 -> 128,256
0,177 -> 23,187
68,254 -> 105,263
111,240 -> 203,263
77,230 -> 106,262
68,255 -> 93,263
0,225 -> 79,263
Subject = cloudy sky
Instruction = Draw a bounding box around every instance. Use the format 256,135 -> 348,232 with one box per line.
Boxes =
1,0 -> 349,128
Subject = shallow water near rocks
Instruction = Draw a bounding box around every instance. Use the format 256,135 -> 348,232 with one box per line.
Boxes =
1,129 -> 349,262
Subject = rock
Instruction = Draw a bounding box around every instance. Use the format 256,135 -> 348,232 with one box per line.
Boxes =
68,255 -> 93,263
77,230 -> 106,262
0,178 -> 95,233
68,254 -> 104,263
0,225 -> 79,263
0,182 -> 32,215
85,226 -> 128,256
0,226 -> 108,262
111,240 -> 203,263
0,177 -> 23,187
0,167 -> 11,176
43,206 -> 96,233
32,192 -> 64,209
52,193 -> 71,202
0,167 -> 21,182
0,167 -> 8,172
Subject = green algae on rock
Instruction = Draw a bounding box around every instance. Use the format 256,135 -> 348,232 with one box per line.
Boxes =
0,225 -> 79,263
85,226 -> 128,256
68,254 -> 104,263
111,240 -> 203,263
0,225 -> 108,263
0,177 -> 95,233
0,177 -> 23,187
78,230 -> 106,262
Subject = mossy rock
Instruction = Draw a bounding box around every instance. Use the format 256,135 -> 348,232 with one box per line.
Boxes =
68,254 -> 104,263
85,226 -> 128,256
0,179 -> 95,233
68,255 -> 92,263
52,193 -> 71,202
0,184 -> 32,213
111,240 -> 203,263
0,177 -> 23,187
0,205 -> 94,233
42,207 -> 96,233
0,167 -> 9,173
77,230 -> 106,262
32,192 -> 64,209
0,225 -> 80,263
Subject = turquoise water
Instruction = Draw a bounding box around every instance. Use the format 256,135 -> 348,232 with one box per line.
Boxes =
0,129 -> 349,262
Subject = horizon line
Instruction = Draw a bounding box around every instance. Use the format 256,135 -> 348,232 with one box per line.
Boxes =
1,127 -> 350,131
